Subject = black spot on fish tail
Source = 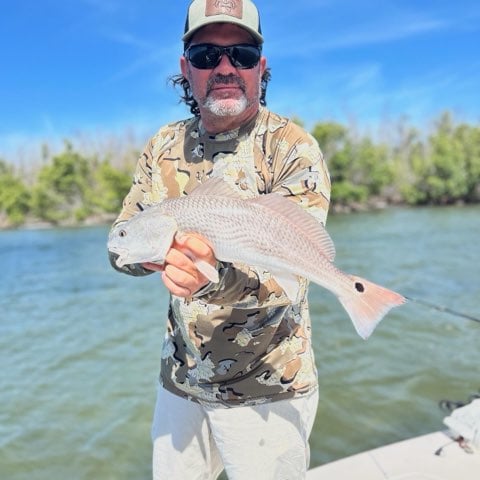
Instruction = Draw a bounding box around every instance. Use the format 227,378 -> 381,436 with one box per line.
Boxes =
355,282 -> 365,293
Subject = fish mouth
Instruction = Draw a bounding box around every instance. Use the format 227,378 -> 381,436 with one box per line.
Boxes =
115,256 -> 127,268
109,246 -> 129,267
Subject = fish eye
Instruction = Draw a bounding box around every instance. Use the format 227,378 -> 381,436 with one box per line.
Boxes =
119,229 -> 127,238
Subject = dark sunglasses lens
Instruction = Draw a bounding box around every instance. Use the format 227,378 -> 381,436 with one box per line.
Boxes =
187,45 -> 261,69
228,45 -> 261,69
187,45 -> 222,69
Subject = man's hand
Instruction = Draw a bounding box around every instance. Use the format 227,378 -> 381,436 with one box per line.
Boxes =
142,234 -> 217,297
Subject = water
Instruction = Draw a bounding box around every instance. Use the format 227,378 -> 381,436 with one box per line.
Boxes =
0,207 -> 479,479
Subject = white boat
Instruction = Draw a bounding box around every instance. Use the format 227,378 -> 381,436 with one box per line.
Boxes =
307,400 -> 480,479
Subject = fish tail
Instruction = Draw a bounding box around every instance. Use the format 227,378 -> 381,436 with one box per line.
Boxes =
338,275 -> 406,340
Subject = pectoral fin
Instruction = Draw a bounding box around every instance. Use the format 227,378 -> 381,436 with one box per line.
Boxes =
195,260 -> 219,283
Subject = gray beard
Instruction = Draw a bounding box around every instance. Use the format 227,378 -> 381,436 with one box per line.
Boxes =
202,95 -> 248,117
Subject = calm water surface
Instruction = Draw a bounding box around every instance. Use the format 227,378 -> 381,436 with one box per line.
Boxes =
0,206 -> 479,479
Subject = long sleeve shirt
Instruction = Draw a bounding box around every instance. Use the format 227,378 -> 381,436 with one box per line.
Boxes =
109,107 -> 331,406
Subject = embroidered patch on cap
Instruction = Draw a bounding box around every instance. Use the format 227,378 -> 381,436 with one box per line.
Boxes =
205,0 -> 243,19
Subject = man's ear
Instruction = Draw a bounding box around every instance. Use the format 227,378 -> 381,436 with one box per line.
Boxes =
180,55 -> 188,78
259,56 -> 267,76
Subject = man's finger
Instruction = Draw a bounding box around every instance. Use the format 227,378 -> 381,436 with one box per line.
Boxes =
142,262 -> 165,272
164,248 -> 196,272
176,234 -> 215,258
164,263 -> 197,288
161,271 -> 192,298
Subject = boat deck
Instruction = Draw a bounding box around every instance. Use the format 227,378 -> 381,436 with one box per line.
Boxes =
307,430 -> 479,479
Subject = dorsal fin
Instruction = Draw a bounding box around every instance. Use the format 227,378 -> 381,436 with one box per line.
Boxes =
190,177 -> 240,198
251,194 -> 336,261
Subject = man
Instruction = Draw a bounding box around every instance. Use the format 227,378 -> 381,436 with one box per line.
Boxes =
109,1 -> 331,478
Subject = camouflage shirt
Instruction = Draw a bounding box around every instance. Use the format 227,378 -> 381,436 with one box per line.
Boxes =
110,107 -> 331,406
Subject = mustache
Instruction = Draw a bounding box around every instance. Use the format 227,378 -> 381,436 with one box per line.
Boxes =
206,74 -> 246,94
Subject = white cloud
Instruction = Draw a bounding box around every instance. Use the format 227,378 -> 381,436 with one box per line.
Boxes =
104,47 -> 179,84
267,58 -> 480,130
315,19 -> 447,51
344,64 -> 382,91
102,29 -> 156,50
97,28 -> 180,84
267,17 -> 449,59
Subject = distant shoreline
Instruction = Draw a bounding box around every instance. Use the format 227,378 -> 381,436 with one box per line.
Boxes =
2,201 -> 475,233
1,203 -> 386,231
0,213 -> 117,232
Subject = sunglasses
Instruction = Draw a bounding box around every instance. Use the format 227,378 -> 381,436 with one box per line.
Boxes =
184,43 -> 262,70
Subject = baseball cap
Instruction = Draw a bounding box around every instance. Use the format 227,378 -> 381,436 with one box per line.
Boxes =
183,0 -> 263,45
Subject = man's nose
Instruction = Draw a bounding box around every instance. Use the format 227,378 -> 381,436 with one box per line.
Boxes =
213,52 -> 238,74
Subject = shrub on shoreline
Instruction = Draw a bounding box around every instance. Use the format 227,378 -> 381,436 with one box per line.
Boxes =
1,112 -> 479,229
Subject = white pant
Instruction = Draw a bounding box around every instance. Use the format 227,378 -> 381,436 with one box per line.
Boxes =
151,386 -> 319,480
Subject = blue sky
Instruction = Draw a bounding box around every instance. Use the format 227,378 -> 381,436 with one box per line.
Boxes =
1,0 -> 479,160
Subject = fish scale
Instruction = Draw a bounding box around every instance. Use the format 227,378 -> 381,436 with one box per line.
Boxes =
164,196 -> 306,268
171,196 -> 342,294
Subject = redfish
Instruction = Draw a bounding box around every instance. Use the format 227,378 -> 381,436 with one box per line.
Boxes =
108,177 -> 405,339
